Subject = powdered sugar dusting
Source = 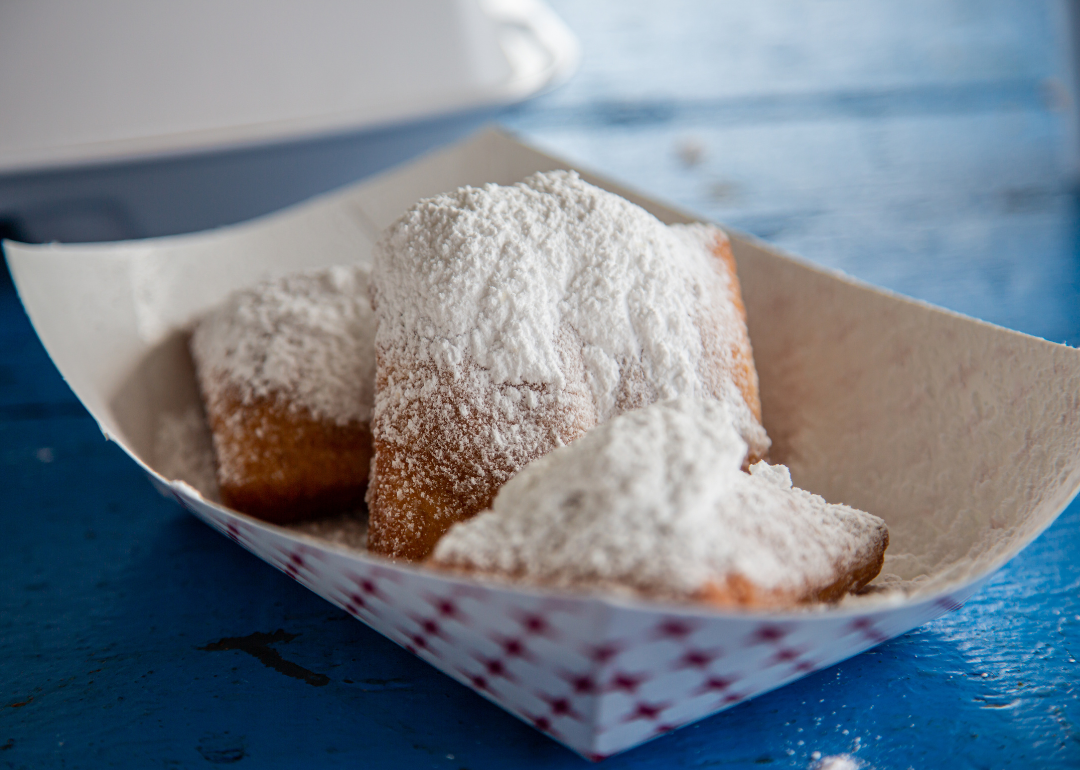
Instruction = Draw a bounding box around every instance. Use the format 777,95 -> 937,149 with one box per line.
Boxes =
372,170 -> 768,456
191,265 -> 375,425
290,512 -> 369,550
812,754 -> 863,770
432,398 -> 887,602
154,404 -> 220,500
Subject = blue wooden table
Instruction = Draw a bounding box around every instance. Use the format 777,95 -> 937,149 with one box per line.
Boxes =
3,2 -> 1079,767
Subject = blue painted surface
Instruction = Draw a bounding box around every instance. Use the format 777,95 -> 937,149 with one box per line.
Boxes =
3,2 -> 1080,767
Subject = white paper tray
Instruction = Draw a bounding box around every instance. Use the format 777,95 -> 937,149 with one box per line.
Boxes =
6,129 -> 1080,760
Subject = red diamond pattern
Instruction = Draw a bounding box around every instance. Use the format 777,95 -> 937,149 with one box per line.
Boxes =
166,480 -> 982,761
848,616 -> 888,644
625,700 -> 669,722
607,672 -> 647,694
469,674 -> 489,692
568,674 -> 597,695
515,611 -> 557,639
497,636 -> 534,662
752,623 -> 790,643
770,646 -> 803,664
482,656 -> 513,681
676,648 -> 722,670
653,618 -> 698,640
541,695 -> 584,723
428,596 -> 460,619
589,643 -> 622,664
695,676 -> 737,696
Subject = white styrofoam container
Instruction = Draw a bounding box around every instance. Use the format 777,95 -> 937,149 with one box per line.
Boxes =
6,129 -> 1080,760
0,0 -> 578,241
0,0 -> 578,174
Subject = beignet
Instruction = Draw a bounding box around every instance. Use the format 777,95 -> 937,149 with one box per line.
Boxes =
367,171 -> 769,559
190,266 -> 375,523
430,398 -> 888,607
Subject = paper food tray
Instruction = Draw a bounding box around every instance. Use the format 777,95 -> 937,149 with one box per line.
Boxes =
6,129 -> 1080,760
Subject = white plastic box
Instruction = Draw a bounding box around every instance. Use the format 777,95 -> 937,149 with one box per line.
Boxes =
0,0 -> 578,241
6,129 -> 1080,760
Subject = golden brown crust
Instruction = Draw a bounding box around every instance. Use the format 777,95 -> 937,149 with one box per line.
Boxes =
812,526 -> 889,603
204,383 -> 372,524
695,527 -> 889,609
700,233 -> 767,468
710,235 -> 762,426
366,353 -> 596,560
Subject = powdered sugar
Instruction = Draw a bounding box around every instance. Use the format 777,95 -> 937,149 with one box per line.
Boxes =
154,404 -> 220,500
190,265 -> 375,425
371,170 -> 769,458
812,754 -> 863,770
432,398 -> 887,602
290,512 -> 369,550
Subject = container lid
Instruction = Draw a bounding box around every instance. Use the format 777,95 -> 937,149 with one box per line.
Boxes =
0,0 -> 578,174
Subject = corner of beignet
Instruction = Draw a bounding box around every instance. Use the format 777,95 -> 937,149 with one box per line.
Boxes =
695,524 -> 889,610
367,354 -> 597,561
207,387 -> 372,524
